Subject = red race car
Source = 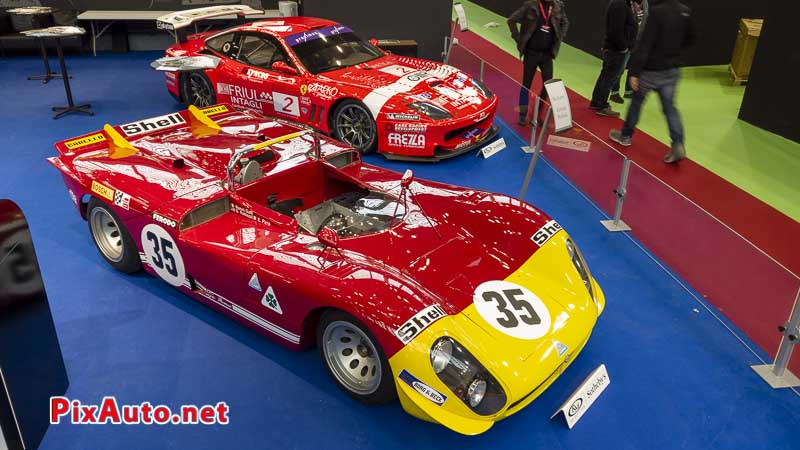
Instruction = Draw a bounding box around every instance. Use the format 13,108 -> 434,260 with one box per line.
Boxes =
154,6 -> 499,161
49,105 -> 603,434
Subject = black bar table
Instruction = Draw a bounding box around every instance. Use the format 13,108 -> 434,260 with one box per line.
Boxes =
22,26 -> 93,119
6,6 -> 65,83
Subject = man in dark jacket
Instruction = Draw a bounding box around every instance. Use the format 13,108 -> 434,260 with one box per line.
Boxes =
588,0 -> 638,117
609,0 -> 695,163
508,0 -> 569,126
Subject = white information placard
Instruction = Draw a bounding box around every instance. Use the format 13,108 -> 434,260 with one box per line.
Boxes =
544,79 -> 573,134
454,3 -> 468,31
551,364 -> 610,429
481,138 -> 506,159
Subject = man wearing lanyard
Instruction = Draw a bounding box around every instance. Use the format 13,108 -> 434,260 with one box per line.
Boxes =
588,0 -> 638,117
508,0 -> 569,126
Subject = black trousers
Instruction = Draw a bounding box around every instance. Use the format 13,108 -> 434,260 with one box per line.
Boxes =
518,49 -> 554,111
589,50 -> 627,109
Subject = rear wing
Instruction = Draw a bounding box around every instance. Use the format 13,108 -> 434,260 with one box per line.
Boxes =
156,5 -> 264,31
53,104 -> 233,157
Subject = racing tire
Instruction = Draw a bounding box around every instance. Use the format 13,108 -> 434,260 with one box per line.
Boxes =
180,72 -> 216,107
317,309 -> 396,404
331,100 -> 378,154
87,198 -> 141,274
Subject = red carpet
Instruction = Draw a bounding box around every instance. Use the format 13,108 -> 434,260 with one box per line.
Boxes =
451,30 -> 800,372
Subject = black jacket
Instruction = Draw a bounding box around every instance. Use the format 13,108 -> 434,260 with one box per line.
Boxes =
603,0 -> 638,52
507,0 -> 569,58
629,0 -> 695,75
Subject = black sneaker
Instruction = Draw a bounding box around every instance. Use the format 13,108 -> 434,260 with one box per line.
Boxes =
518,115 -> 527,126
596,107 -> 620,118
610,93 -> 624,104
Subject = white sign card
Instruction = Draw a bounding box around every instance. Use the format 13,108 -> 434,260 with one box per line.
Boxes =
454,3 -> 468,31
480,138 -> 506,159
544,79 -> 573,134
551,364 -> 610,429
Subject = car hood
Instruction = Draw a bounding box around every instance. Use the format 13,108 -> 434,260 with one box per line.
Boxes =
322,55 -> 492,117
336,185 -> 593,330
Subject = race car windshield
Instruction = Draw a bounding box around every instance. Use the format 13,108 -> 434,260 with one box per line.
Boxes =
290,32 -> 383,74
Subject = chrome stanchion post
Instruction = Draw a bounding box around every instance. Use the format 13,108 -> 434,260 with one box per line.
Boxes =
479,60 -> 485,82
752,287 -> 800,388
600,158 -> 633,232
519,106 -> 553,200
443,21 -> 457,64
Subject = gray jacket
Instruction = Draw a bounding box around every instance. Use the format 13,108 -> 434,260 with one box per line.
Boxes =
507,0 -> 569,58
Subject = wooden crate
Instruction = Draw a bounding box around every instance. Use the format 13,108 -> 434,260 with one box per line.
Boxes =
729,18 -> 763,84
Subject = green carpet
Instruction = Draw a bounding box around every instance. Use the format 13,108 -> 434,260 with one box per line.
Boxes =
454,1 -> 800,222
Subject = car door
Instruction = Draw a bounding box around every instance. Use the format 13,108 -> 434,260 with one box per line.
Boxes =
231,32 -> 308,122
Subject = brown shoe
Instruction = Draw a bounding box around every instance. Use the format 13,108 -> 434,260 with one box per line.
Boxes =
596,107 -> 620,118
664,143 -> 686,163
610,93 -> 625,104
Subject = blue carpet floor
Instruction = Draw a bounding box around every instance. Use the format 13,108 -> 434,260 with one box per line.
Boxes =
1,51 -> 799,450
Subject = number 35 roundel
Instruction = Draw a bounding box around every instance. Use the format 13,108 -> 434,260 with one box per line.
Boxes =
141,224 -> 186,287
473,280 -> 552,340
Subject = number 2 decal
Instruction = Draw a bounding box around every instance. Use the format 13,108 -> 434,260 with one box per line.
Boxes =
282,96 -> 294,113
473,280 -> 552,340
273,92 -> 300,117
141,224 -> 185,287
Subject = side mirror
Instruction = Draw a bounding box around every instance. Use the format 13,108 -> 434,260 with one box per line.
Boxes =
318,227 -> 339,249
401,169 -> 414,188
272,61 -> 297,75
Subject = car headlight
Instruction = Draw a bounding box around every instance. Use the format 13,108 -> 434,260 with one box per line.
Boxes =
430,338 -> 452,373
470,78 -> 494,99
566,238 -> 599,311
407,102 -> 452,120
429,337 -> 506,415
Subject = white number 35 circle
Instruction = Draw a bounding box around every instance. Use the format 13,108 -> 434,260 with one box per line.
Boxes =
141,224 -> 185,287
473,280 -> 552,340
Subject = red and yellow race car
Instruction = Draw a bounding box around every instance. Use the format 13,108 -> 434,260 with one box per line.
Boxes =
49,105 -> 603,435
154,6 -> 499,161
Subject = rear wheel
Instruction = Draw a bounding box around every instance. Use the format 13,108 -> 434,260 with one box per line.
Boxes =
181,72 -> 216,107
317,310 -> 396,404
87,198 -> 141,273
331,100 -> 377,154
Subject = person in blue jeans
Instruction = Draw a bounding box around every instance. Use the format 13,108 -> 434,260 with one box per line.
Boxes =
610,0 -> 648,103
609,0 -> 695,163
588,0 -> 638,117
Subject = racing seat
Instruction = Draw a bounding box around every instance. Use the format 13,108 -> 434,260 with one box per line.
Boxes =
268,194 -> 303,217
235,160 -> 263,185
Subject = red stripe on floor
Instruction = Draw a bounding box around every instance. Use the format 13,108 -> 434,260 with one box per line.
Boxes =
452,30 -> 800,372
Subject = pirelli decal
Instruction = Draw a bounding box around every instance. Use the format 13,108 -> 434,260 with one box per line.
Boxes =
200,105 -> 229,116
64,133 -> 106,150
91,181 -> 115,202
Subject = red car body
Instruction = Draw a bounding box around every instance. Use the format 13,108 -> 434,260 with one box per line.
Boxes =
48,105 -> 603,434
161,17 -> 499,161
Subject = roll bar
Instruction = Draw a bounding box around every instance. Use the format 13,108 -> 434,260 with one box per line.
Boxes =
227,129 -> 321,192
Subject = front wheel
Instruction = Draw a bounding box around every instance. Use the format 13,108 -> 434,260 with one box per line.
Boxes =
317,310 -> 396,404
331,100 -> 377,154
180,72 -> 216,107
87,198 -> 141,273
